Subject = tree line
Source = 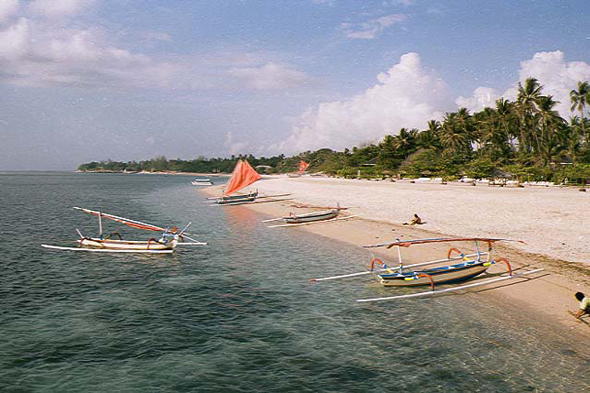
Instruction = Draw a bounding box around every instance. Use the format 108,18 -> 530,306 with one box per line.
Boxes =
79,78 -> 590,184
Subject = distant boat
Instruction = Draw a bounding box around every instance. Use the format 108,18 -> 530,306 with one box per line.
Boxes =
42,207 -> 206,253
287,160 -> 309,177
214,160 -> 261,205
191,177 -> 213,186
298,160 -> 309,174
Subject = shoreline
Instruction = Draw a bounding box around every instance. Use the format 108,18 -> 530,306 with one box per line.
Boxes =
201,177 -> 590,341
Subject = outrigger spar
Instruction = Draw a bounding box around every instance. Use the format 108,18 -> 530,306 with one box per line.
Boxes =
310,237 -> 544,302
41,207 -> 207,253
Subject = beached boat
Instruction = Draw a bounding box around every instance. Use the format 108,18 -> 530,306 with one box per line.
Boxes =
42,207 -> 206,253
214,160 -> 261,205
191,177 -> 213,186
311,237 -> 544,301
283,209 -> 339,224
263,206 -> 356,228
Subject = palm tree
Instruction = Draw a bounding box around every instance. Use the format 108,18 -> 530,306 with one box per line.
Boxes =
495,98 -> 518,153
536,95 -> 566,164
517,77 -> 543,153
441,113 -> 469,154
570,81 -> 590,143
417,120 -> 442,150
392,128 -> 418,158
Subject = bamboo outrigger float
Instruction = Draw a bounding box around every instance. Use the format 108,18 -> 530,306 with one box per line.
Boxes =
310,237 -> 544,302
41,207 -> 207,253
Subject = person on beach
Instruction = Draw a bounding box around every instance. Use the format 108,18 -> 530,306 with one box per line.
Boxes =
403,214 -> 422,226
573,292 -> 590,319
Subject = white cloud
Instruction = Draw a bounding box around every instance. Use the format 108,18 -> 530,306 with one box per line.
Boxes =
276,52 -> 454,153
28,0 -> 95,18
0,7 -> 308,91
518,51 -> 590,116
228,62 -> 310,90
224,132 -> 250,155
344,13 -> 407,40
0,17 -> 178,88
456,51 -> 590,116
0,0 -> 18,24
0,17 -> 29,60
456,87 -> 499,111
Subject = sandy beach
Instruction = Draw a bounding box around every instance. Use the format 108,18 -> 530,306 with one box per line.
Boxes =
202,175 -> 590,338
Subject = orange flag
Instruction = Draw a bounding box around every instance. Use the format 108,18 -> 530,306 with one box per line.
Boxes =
298,160 -> 309,174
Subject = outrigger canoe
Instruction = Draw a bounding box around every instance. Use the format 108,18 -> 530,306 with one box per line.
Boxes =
213,160 -> 261,205
283,209 -> 339,224
311,237 -> 544,301
42,207 -> 206,253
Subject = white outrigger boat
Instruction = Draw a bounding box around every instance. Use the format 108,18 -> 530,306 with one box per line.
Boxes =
310,237 -> 544,302
42,207 -> 207,254
191,177 -> 213,186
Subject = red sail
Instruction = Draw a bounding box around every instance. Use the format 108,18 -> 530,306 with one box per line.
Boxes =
223,160 -> 262,196
298,160 -> 309,174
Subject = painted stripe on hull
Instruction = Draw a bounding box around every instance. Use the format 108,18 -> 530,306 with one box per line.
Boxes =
379,265 -> 488,287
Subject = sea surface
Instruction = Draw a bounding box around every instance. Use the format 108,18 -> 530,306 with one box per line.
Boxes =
1,172 -> 589,392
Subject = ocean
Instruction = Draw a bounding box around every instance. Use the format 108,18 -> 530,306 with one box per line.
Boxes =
1,172 -> 589,392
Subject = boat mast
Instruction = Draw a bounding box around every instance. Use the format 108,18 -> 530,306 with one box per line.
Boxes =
396,240 -> 404,273
98,209 -> 103,238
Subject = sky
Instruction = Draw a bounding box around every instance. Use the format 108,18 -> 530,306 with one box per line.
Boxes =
1,0 -> 590,170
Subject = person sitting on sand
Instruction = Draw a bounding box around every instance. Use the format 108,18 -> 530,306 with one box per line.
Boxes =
403,214 -> 422,226
573,292 -> 590,319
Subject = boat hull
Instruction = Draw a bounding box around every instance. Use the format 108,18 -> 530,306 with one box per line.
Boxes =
283,210 -> 339,223
378,262 -> 489,287
78,237 -> 177,251
215,191 -> 258,205
192,177 -> 213,185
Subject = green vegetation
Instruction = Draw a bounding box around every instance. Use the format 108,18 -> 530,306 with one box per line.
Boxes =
79,78 -> 590,185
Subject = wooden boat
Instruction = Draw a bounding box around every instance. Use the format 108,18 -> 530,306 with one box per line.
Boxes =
282,209 -> 339,224
262,204 -> 357,227
215,191 -> 258,205
191,177 -> 213,186
214,160 -> 261,205
42,207 -> 206,253
310,237 -> 544,301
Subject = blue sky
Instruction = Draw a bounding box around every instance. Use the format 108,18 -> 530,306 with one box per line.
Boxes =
1,0 -> 590,170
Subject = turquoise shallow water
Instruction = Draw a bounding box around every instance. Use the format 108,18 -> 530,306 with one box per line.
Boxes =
1,172 -> 589,392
